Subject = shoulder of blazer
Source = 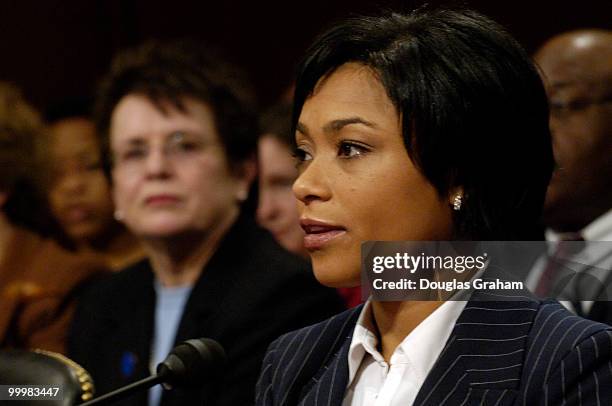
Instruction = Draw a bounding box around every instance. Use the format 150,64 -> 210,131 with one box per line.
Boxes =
256,305 -> 362,406
520,299 -> 612,403
412,296 -> 612,406
75,259 -> 154,320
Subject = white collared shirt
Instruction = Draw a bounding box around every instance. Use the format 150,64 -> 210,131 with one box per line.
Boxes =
546,208 -> 612,243
342,299 -> 467,406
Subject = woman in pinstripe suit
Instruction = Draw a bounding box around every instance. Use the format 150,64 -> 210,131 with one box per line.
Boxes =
256,7 -> 612,406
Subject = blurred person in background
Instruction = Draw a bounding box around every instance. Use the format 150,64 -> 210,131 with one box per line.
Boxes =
257,103 -> 361,307
536,30 -> 612,238
529,30 -> 612,321
44,100 -> 144,271
0,83 -> 107,354
257,103 -> 307,257
68,41 -> 344,406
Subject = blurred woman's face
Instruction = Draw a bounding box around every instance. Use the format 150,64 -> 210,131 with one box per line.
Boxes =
293,63 -> 454,287
48,118 -> 115,243
110,94 -> 247,240
256,135 -> 306,257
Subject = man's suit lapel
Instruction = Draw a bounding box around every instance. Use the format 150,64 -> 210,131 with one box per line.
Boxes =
413,293 -> 539,406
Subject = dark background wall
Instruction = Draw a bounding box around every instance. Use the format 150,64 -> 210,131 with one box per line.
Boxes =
1,0 -> 610,111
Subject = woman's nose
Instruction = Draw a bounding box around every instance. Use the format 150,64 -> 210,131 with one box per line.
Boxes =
292,157 -> 331,205
144,148 -> 172,179
57,172 -> 87,195
256,188 -> 278,223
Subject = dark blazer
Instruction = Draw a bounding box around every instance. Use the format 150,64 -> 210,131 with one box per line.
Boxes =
68,214 -> 345,406
256,290 -> 612,406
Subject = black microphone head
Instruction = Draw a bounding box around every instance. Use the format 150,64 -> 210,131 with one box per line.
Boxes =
156,338 -> 226,388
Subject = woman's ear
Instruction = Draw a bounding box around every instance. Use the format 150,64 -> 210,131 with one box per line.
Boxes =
449,187 -> 464,211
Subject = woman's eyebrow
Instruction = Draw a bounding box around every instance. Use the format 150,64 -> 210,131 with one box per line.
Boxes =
123,137 -> 146,147
296,122 -> 309,135
296,117 -> 377,137
323,117 -> 377,133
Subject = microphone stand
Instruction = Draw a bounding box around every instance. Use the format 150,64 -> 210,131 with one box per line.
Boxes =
77,337 -> 225,406
79,372 -> 166,406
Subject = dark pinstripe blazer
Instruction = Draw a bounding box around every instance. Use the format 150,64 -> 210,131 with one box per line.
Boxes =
256,291 -> 612,406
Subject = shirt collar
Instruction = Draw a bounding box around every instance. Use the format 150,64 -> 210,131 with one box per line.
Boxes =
583,209 -> 612,241
545,209 -> 612,265
346,298 -> 467,388
546,208 -> 612,242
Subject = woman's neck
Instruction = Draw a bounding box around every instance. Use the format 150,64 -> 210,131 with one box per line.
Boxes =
143,208 -> 239,287
371,300 -> 444,362
76,229 -> 144,271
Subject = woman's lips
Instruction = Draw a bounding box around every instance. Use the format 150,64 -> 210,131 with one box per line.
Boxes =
62,206 -> 93,223
300,219 -> 346,250
144,195 -> 181,207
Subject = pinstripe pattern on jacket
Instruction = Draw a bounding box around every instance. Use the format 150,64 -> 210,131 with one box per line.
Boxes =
256,291 -> 612,406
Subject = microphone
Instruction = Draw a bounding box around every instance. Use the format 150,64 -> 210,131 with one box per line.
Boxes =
80,338 -> 226,405
157,337 -> 226,388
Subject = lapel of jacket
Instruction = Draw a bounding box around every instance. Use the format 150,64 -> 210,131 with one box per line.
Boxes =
291,306 -> 361,406
413,291 -> 539,406
587,252 -> 612,322
160,215 -> 257,406
104,262 -> 155,406
172,214 -> 253,345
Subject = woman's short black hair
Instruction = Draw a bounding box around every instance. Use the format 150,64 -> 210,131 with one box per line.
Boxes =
95,40 -> 258,175
293,8 -> 553,240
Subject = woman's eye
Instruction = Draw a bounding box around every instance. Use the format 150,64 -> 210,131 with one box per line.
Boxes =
120,149 -> 146,161
174,141 -> 201,152
167,131 -> 205,154
337,141 -> 367,158
292,147 -> 312,165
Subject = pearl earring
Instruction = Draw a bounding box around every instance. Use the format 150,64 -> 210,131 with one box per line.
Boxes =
236,189 -> 248,202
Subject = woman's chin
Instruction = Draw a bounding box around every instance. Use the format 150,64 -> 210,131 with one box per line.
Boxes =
312,264 -> 361,288
131,221 -> 191,240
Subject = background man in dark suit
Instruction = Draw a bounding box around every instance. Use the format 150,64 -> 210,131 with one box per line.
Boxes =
528,30 -> 612,321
